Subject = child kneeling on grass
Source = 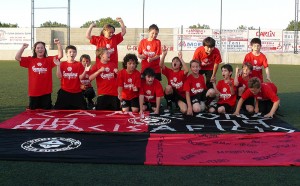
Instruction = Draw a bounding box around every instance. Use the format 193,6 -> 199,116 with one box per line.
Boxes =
234,77 -> 280,118
139,67 -> 164,115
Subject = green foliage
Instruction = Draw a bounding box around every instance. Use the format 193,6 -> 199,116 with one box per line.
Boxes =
189,23 -> 210,29
285,20 -> 300,31
81,17 -> 121,28
40,21 -> 67,28
0,22 -> 18,27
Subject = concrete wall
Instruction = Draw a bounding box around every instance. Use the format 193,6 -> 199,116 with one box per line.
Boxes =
1,28 -> 300,64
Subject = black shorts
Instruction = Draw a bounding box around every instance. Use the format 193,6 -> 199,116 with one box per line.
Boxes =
143,102 -> 157,111
242,97 -> 255,110
155,73 -> 162,81
54,89 -> 87,110
29,93 -> 52,110
82,87 -> 96,100
96,95 -> 120,111
258,100 -> 274,114
199,70 -> 213,89
121,97 -> 139,109
190,91 -> 207,104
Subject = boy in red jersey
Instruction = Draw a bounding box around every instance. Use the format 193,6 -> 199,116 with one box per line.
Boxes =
79,54 -> 96,109
86,17 -> 126,69
193,36 -> 222,89
234,77 -> 279,118
210,64 -> 236,114
184,60 -> 216,115
117,53 -> 141,113
89,48 -> 120,110
234,62 -> 254,113
243,38 -> 271,82
54,45 -> 90,110
160,48 -> 189,112
138,24 -> 162,81
139,68 -> 164,115
15,39 -> 63,110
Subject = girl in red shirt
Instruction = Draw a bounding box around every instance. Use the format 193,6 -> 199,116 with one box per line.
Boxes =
89,48 -> 120,111
139,68 -> 164,115
117,54 -> 141,113
86,17 -> 126,69
15,39 -> 63,110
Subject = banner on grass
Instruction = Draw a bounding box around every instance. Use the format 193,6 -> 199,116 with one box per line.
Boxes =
0,110 -> 297,133
0,129 -> 299,166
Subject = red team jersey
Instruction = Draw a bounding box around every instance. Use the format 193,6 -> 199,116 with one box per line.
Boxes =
80,71 -> 93,88
117,69 -> 141,100
243,52 -> 268,82
242,82 -> 279,102
138,38 -> 162,73
140,79 -> 164,103
60,61 -> 84,93
216,79 -> 237,107
20,56 -> 57,96
162,67 -> 187,98
192,46 -> 222,71
90,33 -> 123,69
91,62 -> 118,96
183,74 -> 207,97
237,75 -> 253,89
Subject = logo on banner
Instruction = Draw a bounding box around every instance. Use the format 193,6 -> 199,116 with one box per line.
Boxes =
21,137 -> 81,152
128,116 -> 171,126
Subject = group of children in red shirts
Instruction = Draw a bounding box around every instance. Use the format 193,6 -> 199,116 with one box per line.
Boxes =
15,18 -> 280,118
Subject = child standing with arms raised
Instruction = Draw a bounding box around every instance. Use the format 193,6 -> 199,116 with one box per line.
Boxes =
54,45 -> 90,110
15,39 -> 63,110
138,24 -> 162,81
244,38 -> 271,82
86,17 -> 126,69
117,53 -> 141,113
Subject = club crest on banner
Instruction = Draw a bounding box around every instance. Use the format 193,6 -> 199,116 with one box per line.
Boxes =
21,137 -> 81,152
128,116 -> 171,126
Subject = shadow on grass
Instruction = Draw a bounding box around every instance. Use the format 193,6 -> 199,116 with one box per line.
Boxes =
0,106 -> 26,122
277,92 -> 300,129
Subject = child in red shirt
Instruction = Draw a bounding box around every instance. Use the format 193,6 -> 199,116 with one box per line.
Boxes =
193,36 -> 222,89
234,77 -> 279,118
243,38 -> 271,82
160,48 -> 189,111
210,64 -> 237,114
15,39 -> 63,110
54,45 -> 90,110
138,24 -> 162,81
117,53 -> 141,113
184,60 -> 216,115
89,48 -> 120,110
139,68 -> 164,115
86,17 -> 126,69
234,62 -> 254,113
79,54 -> 96,109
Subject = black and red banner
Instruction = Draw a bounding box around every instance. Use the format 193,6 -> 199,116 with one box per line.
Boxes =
0,129 -> 299,166
0,110 -> 298,133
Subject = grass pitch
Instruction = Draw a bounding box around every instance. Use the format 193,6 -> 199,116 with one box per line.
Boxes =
0,61 -> 299,186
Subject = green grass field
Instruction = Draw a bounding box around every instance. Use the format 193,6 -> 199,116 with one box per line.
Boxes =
0,61 -> 300,186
